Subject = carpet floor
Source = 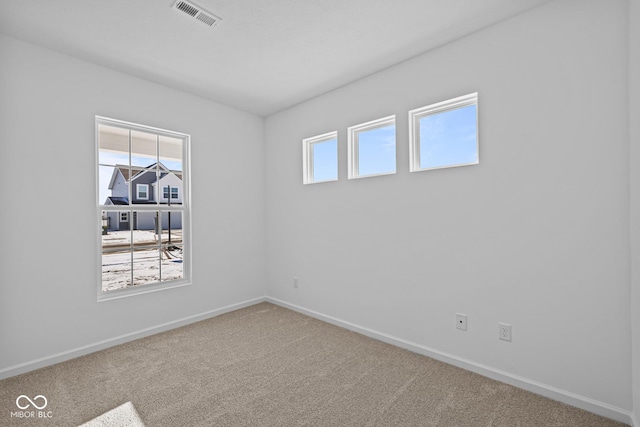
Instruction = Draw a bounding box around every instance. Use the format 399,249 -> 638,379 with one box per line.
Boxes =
0,302 -> 627,426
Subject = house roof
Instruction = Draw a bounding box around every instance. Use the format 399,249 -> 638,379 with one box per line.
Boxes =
108,163 -> 182,189
105,196 -> 129,205
104,196 -> 182,206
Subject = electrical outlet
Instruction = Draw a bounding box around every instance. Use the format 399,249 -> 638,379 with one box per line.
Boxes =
293,277 -> 299,288
498,323 -> 512,341
456,313 -> 467,331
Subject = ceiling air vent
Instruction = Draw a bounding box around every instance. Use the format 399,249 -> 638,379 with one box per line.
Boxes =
172,0 -> 221,28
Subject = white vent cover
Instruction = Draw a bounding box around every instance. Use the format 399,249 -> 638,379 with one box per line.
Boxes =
172,0 -> 221,28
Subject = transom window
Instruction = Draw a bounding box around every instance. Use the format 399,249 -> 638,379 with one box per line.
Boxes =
409,93 -> 478,172
348,115 -> 396,179
302,131 -> 338,184
97,116 -> 190,300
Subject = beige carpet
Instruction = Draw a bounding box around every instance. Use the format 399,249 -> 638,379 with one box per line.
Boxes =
0,302 -> 627,426
78,401 -> 145,427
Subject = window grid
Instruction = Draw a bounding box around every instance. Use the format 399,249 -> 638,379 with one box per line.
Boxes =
97,116 -> 190,300
163,187 -> 180,199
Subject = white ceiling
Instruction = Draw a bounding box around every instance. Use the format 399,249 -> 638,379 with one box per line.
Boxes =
0,0 -> 551,116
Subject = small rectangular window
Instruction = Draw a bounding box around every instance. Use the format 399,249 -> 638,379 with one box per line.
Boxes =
348,115 -> 396,179
137,184 -> 149,200
302,131 -> 338,184
409,93 -> 478,172
163,186 -> 180,200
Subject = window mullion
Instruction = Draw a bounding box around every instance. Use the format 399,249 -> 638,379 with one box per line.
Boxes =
128,128 -> 133,288
97,116 -> 189,298
128,129 -> 132,207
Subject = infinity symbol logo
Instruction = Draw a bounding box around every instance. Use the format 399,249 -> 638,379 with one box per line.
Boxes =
16,395 -> 48,410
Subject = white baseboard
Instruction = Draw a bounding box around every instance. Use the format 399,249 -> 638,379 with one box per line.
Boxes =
0,296 -> 267,381
2,295 -> 635,426
267,297 -> 635,426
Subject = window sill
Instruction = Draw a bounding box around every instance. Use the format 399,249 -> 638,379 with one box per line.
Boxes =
97,280 -> 191,302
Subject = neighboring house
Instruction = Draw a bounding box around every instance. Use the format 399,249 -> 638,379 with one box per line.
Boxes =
104,162 -> 183,232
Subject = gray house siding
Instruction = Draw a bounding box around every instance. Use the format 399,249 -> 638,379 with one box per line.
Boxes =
105,211 -> 182,232
128,211 -> 182,232
110,170 -> 128,199
106,211 -> 129,231
135,211 -> 156,230
106,211 -> 119,231
161,211 -> 182,231
105,164 -> 183,232
131,171 -> 158,204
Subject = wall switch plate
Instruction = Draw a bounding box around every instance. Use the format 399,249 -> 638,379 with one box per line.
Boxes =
499,323 -> 512,341
293,277 -> 299,288
456,313 -> 467,331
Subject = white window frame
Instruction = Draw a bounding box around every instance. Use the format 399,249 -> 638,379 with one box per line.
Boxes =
347,115 -> 396,179
163,186 -> 180,200
120,212 -> 129,222
302,131 -> 338,185
136,183 -> 149,200
96,116 -> 192,302
409,92 -> 479,173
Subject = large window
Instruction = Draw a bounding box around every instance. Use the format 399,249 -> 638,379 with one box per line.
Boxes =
302,131 -> 338,184
348,115 -> 396,179
97,116 -> 190,300
409,93 -> 478,172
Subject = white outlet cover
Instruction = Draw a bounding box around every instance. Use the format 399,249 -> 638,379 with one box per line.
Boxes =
498,323 -> 512,341
456,313 -> 467,331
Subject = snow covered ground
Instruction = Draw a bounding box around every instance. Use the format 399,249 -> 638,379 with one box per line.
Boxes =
101,230 -> 183,292
102,229 -> 182,247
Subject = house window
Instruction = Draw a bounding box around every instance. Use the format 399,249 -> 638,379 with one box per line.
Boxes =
302,131 -> 338,184
348,115 -> 396,179
409,93 -> 478,172
137,184 -> 149,200
163,186 -> 180,200
97,116 -> 190,300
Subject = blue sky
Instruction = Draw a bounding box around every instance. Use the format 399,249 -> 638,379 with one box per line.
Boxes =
312,138 -> 338,182
309,106 -> 475,182
310,124 -> 397,181
358,124 -> 396,176
419,104 -> 477,169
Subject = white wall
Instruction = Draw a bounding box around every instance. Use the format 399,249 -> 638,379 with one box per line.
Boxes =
1,0 -> 636,422
265,0 -> 631,414
0,34 -> 265,373
630,0 -> 640,423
